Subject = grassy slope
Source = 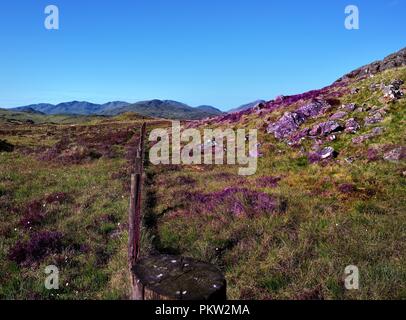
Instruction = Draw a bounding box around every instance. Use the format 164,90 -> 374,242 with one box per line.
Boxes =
143,68 -> 406,299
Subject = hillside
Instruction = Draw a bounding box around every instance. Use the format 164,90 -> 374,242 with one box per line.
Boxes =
104,99 -> 224,119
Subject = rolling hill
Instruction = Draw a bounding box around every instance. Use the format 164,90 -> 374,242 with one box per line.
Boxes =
6,100 -> 223,120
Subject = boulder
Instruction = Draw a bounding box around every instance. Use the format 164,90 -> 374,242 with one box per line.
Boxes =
350,88 -> 360,94
330,111 -> 347,120
344,118 -> 361,133
267,111 -> 306,139
342,103 -> 357,111
309,121 -> 343,136
267,100 -> 332,140
365,111 -> 385,125
383,147 -> 406,162
308,147 -> 337,163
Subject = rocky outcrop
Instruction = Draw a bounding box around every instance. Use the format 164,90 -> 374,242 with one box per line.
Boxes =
308,147 -> 337,163
383,79 -> 404,101
344,118 -> 361,133
309,121 -> 343,136
365,108 -> 386,125
267,100 -> 331,139
336,47 -> 406,82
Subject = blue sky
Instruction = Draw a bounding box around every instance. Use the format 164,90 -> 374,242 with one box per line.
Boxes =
0,0 -> 405,110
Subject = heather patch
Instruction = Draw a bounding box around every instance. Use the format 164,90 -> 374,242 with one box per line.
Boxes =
18,192 -> 70,229
185,187 -> 278,218
256,176 -> 281,188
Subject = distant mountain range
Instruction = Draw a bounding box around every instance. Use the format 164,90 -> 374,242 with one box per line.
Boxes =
7,100 -> 224,120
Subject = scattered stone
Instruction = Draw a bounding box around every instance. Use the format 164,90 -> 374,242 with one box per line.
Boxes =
364,111 -> 385,125
371,127 -> 384,135
0,139 -> 14,153
310,121 -> 343,136
366,148 -> 380,161
330,111 -> 347,120
287,128 -> 309,146
350,88 -> 360,94
383,79 -> 404,101
344,118 -> 361,133
383,147 -> 406,162
344,157 -> 355,164
308,147 -> 337,163
327,135 -> 337,141
352,127 -> 383,144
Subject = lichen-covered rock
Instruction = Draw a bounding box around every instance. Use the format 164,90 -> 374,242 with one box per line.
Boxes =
342,103 -> 357,111
309,121 -> 343,136
287,128 -> 310,146
350,88 -> 360,94
267,100 -> 331,140
344,118 -> 361,133
267,111 -> 306,139
364,111 -> 385,125
296,99 -> 331,118
383,147 -> 406,162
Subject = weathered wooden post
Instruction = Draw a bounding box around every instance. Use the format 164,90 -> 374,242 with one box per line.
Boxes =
128,123 -> 147,300
132,255 -> 227,300
128,122 -> 227,300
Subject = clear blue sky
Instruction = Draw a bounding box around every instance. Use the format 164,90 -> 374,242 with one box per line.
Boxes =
0,0 -> 405,110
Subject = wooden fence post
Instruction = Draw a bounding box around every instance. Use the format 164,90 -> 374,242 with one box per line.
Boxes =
128,122 -> 227,300
128,123 -> 147,300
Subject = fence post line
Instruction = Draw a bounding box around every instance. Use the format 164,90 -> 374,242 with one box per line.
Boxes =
128,123 -> 147,300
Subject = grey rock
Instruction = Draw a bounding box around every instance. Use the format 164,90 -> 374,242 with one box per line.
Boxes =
330,111 -> 347,120
267,111 -> 306,139
383,147 -> 406,162
352,127 -> 383,144
342,103 -> 357,111
310,121 -> 343,136
308,147 -> 337,163
344,118 -> 361,133
365,111 -> 385,125
267,100 -> 331,140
